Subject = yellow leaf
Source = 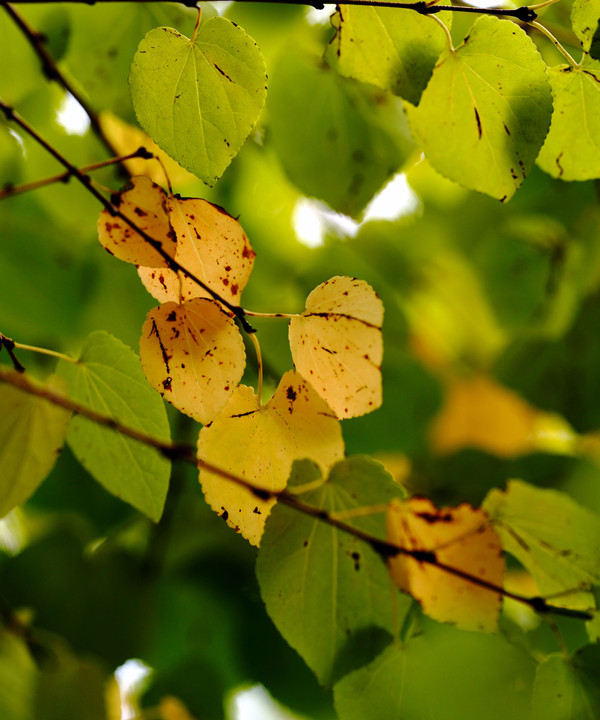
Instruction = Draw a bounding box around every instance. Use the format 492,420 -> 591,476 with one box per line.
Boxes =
140,298 -> 245,424
387,497 -> 504,632
198,370 -> 344,546
97,176 -> 176,267
289,276 -> 383,419
138,196 -> 255,305
430,374 -> 577,458
99,111 -> 198,188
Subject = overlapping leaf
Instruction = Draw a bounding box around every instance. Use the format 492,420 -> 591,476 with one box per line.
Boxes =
138,196 -> 255,305
571,0 -> 600,52
289,276 -> 383,419
140,298 -> 245,425
257,457 -> 410,685
537,60 -> 600,181
129,18 -> 267,185
325,5 -> 451,105
56,331 -> 171,522
387,497 -> 504,632
532,646 -> 600,720
97,176 -> 176,267
198,370 -> 344,546
406,16 -> 553,200
0,374 -> 70,517
484,480 -> 600,610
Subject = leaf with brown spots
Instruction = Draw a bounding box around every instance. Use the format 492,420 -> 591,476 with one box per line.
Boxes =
138,196 -> 255,305
97,176 -> 176,267
198,370 -> 344,546
289,276 -> 383,419
387,497 -> 504,632
139,298 -> 245,425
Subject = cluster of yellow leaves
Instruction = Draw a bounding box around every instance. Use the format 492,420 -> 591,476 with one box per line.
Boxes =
98,177 -> 384,544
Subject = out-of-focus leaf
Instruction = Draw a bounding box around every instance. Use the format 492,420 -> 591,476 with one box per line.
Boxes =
0,626 -> 36,720
57,330 -> 171,521
0,373 -> 70,518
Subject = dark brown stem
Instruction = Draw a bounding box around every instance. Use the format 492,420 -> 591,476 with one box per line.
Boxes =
0,333 -> 25,373
0,364 -> 591,623
0,100 -> 254,333
1,1 -> 129,165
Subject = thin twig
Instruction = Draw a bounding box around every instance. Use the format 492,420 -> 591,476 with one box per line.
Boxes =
1,0 -> 540,21
0,333 -> 25,372
1,1 -> 128,165
0,363 -> 593,623
0,100 -> 255,333
0,149 -> 152,200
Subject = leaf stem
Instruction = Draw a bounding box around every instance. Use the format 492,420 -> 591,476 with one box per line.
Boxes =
243,310 -> 300,319
1,0 -> 127,166
0,150 -> 152,201
13,342 -> 76,364
429,13 -> 454,52
0,364 -> 593,624
0,100 -> 255,334
249,332 -> 264,406
531,20 -> 580,67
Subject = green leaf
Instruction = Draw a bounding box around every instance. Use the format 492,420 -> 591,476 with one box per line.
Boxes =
532,646 -> 600,720
56,331 -> 171,521
129,17 -> 267,186
406,16 -> 553,201
483,479 -> 600,610
0,627 -> 37,720
0,374 -> 70,518
571,0 -> 600,53
536,60 -> 600,181
256,456 -> 410,687
334,624 -> 535,720
325,5 -> 451,105
268,48 -> 413,217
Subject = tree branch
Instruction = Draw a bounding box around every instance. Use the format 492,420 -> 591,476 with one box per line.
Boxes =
0,100 -> 255,333
0,363 -> 592,623
1,1 -> 129,165
0,0 -> 540,21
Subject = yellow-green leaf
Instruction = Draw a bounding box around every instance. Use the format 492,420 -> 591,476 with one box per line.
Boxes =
406,16 -> 553,201
572,0 -> 600,52
140,298 -> 245,425
289,276 -> 384,419
0,373 -> 70,517
198,370 -> 344,546
97,176 -> 176,267
537,60 -> 600,181
484,480 -> 600,610
325,5 -> 451,105
138,196 -> 255,305
387,497 -> 504,632
129,18 -> 267,186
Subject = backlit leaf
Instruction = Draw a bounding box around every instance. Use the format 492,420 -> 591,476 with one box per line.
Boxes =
257,457 -> 410,685
198,370 -> 344,546
532,646 -> 600,720
386,497 -> 504,632
289,276 -> 383,419
56,331 -> 171,522
571,0 -> 600,52
484,480 -> 600,610
268,48 -> 413,216
0,373 -> 70,518
406,16 -> 553,200
536,60 -> 600,181
97,176 -> 176,267
140,298 -> 245,425
129,18 -> 267,185
138,196 -> 255,305
0,626 -> 37,720
325,5 -> 451,105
